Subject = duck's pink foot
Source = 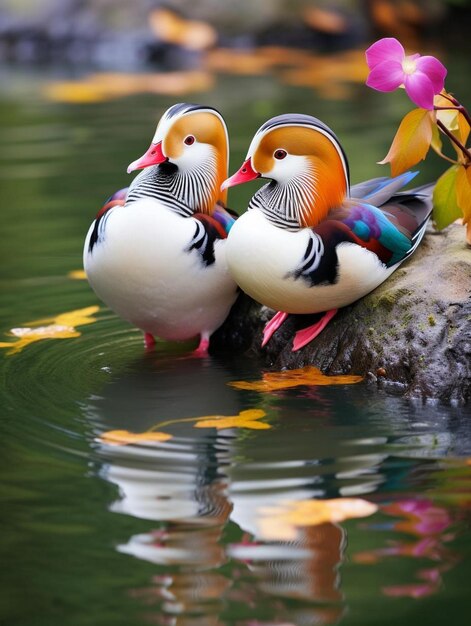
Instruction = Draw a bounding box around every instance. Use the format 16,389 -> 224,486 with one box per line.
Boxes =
192,334 -> 210,357
144,332 -> 156,350
292,308 -> 338,352
262,311 -> 288,347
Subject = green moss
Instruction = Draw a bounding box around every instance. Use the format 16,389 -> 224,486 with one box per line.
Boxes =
368,288 -> 412,311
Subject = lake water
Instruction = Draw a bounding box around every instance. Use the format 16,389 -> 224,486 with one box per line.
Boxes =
1,55 -> 471,626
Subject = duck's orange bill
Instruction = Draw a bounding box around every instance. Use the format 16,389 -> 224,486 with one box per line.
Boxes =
221,158 -> 260,191
127,141 -> 167,173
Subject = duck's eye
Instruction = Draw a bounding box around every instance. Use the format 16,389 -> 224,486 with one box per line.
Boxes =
274,149 -> 287,160
184,135 -> 195,146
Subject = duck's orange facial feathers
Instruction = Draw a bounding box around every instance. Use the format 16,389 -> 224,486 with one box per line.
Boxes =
164,111 -> 229,212
253,126 -> 348,227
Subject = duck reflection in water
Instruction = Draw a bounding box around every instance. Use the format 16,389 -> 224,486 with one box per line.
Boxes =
88,352 -> 464,625
88,352 -> 242,622
86,354 -> 389,625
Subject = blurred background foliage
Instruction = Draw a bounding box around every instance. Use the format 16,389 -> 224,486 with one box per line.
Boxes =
1,0 -> 470,69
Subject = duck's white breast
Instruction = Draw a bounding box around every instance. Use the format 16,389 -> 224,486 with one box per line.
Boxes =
226,209 -> 396,314
84,199 -> 237,340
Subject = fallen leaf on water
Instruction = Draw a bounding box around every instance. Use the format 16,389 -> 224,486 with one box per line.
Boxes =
44,71 -> 214,104
33,305 -> 100,328
229,366 -> 363,392
258,498 -> 378,540
99,430 -> 172,446
68,269 -> 87,280
0,306 -> 99,355
194,408 -> 270,430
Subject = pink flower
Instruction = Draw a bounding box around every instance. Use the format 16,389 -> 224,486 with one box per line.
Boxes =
365,37 -> 447,110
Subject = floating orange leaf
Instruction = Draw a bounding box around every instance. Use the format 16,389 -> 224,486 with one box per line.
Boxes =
68,269 -> 87,280
379,108 -> 434,177
44,71 -> 214,104
194,409 -> 270,430
0,306 -> 99,355
99,430 -> 172,446
229,366 -> 362,392
259,498 -> 378,540
432,165 -> 463,231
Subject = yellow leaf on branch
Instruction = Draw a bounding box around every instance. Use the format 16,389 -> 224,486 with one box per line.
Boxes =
379,108 -> 434,177
456,166 -> 471,224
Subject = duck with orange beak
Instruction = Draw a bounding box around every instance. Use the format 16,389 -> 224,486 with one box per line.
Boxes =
84,103 -> 238,355
222,114 -> 433,351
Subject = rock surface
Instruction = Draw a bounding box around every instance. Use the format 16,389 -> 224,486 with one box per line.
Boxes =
212,223 -> 471,406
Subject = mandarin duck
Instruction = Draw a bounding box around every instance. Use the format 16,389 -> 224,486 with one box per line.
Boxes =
84,103 -> 238,355
222,114 -> 433,351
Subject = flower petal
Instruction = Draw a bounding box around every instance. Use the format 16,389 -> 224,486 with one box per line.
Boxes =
365,37 -> 405,69
414,55 -> 447,94
404,72 -> 436,109
366,60 -> 404,92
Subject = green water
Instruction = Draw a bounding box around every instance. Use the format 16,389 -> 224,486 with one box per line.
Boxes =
1,62 -> 471,626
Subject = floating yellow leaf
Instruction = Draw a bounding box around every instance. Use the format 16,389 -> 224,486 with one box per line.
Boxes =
31,305 -> 100,328
44,71 -> 214,104
379,108 -> 434,177
259,498 -> 378,540
229,366 -> 362,392
0,306 -> 99,355
68,269 -> 87,280
99,430 -> 172,446
194,409 -> 270,430
432,165 -> 462,231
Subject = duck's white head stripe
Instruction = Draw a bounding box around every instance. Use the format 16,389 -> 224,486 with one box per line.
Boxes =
249,113 -> 350,188
152,103 -> 229,167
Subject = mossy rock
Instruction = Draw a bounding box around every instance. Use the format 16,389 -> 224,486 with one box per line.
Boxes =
212,223 -> 471,406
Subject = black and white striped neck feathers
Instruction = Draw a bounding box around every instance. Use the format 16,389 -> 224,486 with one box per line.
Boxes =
249,179 -> 314,231
125,157 -> 217,217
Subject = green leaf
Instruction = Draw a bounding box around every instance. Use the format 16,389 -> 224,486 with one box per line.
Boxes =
379,108 -> 433,177
432,165 -> 463,230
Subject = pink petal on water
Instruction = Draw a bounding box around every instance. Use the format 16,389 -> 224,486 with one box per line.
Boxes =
365,37 -> 405,69
404,72 -> 436,109
415,55 -> 447,93
366,60 -> 404,92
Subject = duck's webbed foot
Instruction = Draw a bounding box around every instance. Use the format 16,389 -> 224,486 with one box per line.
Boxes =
262,311 -> 288,347
292,308 -> 338,352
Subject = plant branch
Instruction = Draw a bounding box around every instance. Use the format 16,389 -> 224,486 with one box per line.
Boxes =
437,119 -> 471,162
435,94 -> 471,127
